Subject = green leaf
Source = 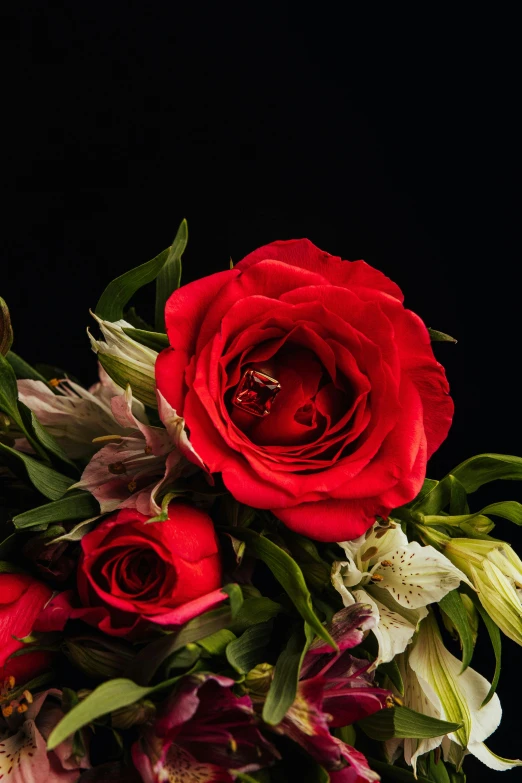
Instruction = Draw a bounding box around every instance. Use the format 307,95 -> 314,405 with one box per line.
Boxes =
222,527 -> 336,650
96,247 -> 169,322
0,297 -> 14,355
221,583 -> 243,618
98,353 -> 157,408
155,218 -> 188,330
0,440 -> 74,499
226,621 -> 273,675
230,597 -> 281,633
47,675 -> 183,750
126,605 -> 233,685
28,410 -> 78,472
366,759 -> 434,783
5,351 -> 50,384
428,328 -> 457,343
378,658 -> 405,695
262,622 -> 313,725
425,752 -> 452,783
438,590 -> 475,671
358,705 -> 462,741
472,596 -> 501,706
197,629 -> 236,656
13,491 -> 100,530
121,327 -> 169,351
452,454 -> 522,494
0,560 -> 26,573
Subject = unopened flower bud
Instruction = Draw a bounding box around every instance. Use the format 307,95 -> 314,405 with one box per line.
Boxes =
111,699 -> 156,729
244,663 -> 274,697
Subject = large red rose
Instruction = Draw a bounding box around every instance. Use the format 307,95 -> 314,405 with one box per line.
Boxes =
156,239 -> 453,541
0,573 -> 53,683
42,503 -> 224,638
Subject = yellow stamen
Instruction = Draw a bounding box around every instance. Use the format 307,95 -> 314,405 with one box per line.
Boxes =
1,705 -> 13,718
17,703 -> 28,714
22,690 -> 33,704
49,378 -> 61,387
127,480 -> 137,492
144,445 -> 152,455
380,560 -> 393,567
371,574 -> 384,582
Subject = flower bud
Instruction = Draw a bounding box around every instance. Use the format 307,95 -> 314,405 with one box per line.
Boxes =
65,636 -> 135,679
0,297 -> 13,356
111,699 -> 156,729
88,313 -> 158,408
244,663 -> 274,697
418,528 -> 522,646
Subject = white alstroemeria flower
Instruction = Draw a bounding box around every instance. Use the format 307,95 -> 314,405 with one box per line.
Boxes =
331,520 -> 472,664
88,314 -> 158,408
403,611 -> 522,772
16,366 -> 143,458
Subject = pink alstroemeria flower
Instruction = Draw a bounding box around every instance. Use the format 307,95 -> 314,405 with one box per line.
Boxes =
74,385 -> 207,516
132,673 -> 279,782
0,689 -> 90,782
276,603 -> 391,782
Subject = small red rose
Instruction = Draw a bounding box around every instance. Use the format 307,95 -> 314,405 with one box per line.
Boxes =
156,239 -> 453,542
43,503 -> 224,638
0,572 -> 53,683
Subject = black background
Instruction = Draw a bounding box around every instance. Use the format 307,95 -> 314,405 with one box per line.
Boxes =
2,3 -> 521,780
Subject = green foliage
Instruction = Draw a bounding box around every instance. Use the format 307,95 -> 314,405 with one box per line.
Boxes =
155,218 -> 188,330
438,590 -> 475,671
121,327 -> 169,351
358,705 -> 462,741
262,622 -> 313,725
223,527 -> 336,650
0,440 -> 74,499
13,491 -> 100,530
226,621 -> 273,674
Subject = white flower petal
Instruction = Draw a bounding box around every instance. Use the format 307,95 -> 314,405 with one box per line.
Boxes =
373,542 -> 472,609
409,612 -> 502,752
469,742 -> 522,770
356,588 -> 422,665
331,561 -> 358,605
339,522 -> 408,571
397,653 -> 443,774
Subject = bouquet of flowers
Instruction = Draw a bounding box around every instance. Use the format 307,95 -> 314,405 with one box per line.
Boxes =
1,223 -> 521,782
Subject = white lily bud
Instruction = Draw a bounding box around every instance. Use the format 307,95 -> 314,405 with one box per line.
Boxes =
88,313 -> 158,408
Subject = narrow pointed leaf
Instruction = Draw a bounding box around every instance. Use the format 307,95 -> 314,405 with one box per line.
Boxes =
0,440 -> 74,499
122,327 -> 169,351
438,590 -> 475,671
155,218 -> 188,330
358,705 -> 462,741
222,527 -> 336,650
378,658 -> 405,695
5,351 -> 50,384
472,597 -> 501,706
47,675 -> 184,750
13,492 -> 100,530
96,247 -> 170,322
262,622 -> 312,725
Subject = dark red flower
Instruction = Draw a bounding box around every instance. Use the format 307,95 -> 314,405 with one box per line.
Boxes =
0,573 -> 53,683
38,503 -> 224,638
132,673 -> 279,782
156,239 -> 453,542
275,604 -> 390,782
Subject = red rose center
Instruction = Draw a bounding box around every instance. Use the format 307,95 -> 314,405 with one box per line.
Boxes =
233,369 -> 281,417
